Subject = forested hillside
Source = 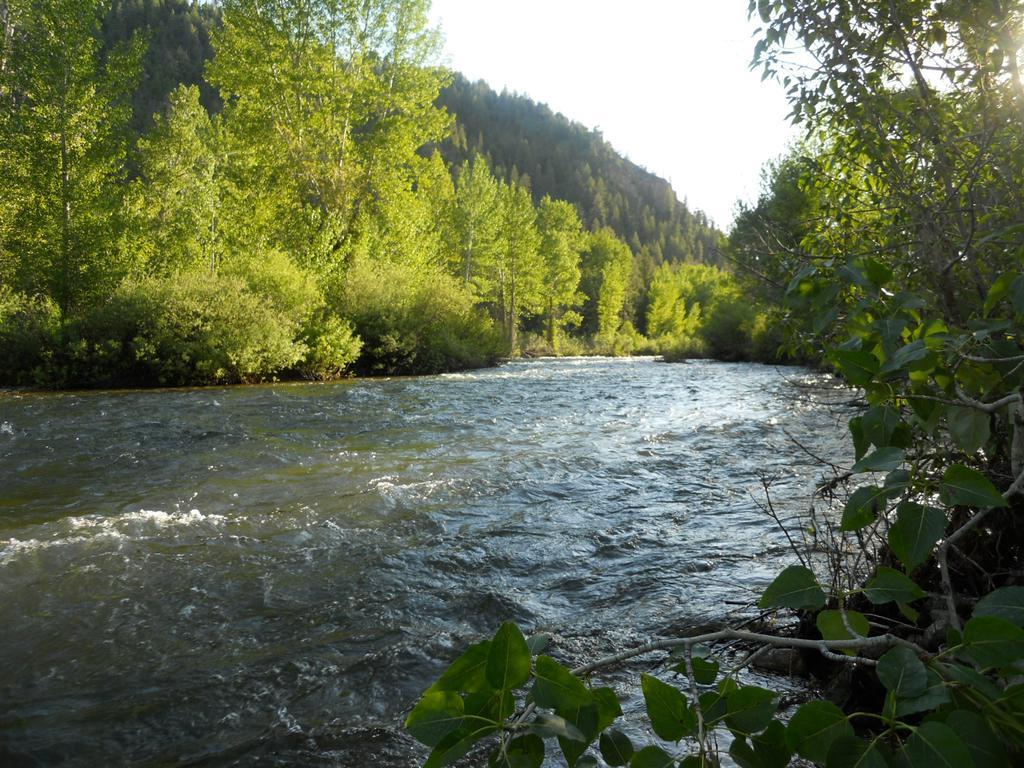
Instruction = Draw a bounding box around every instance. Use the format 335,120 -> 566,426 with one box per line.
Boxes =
436,75 -> 723,269
93,6 -> 723,276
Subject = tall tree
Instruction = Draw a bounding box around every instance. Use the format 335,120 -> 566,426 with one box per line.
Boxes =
580,228 -> 633,344
492,182 -> 542,349
0,0 -> 140,313
453,154 -> 502,289
127,83 -> 219,274
205,0 -> 449,275
536,195 -> 585,349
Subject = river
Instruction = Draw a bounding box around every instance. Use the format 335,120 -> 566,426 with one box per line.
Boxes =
0,357 -> 850,766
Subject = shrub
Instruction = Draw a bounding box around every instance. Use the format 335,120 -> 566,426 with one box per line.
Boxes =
60,271 -> 309,386
0,288 -> 61,386
295,311 -> 362,380
340,257 -> 503,375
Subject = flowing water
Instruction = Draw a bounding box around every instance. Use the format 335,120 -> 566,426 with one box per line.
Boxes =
0,358 -> 851,766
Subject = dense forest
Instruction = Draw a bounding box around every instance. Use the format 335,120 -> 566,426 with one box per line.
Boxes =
0,0 -> 768,388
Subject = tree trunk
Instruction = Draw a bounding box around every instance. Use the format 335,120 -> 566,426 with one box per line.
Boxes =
547,298 -> 555,350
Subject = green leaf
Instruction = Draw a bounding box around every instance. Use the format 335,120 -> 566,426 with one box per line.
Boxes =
556,701 -> 599,767
859,257 -> 893,288
592,686 -> 622,731
428,640 -> 492,693
888,503 -> 946,571
851,447 -> 904,473
945,710 -> 1010,767
486,622 -> 532,691
527,713 -> 585,742
841,485 -> 888,531
974,586 -> 1024,627
699,678 -> 737,726
786,700 -> 853,764
984,273 -> 1017,316
864,566 -> 924,604
424,721 -> 498,768
1012,274 -> 1024,314
936,661 -> 1003,700
758,565 -> 827,611
962,615 -> 1024,668
825,735 -> 889,768
599,729 -> 634,767
691,657 -> 719,685
491,734 -> 545,768
532,655 -> 591,709
672,656 -> 720,685
862,406 -> 902,449
641,673 -> 695,741
728,720 -> 791,768
940,465 -> 1008,508
894,669 -> 950,716
725,686 -> 779,735
630,746 -> 675,768
948,407 -> 990,454
897,721 -> 973,768
884,469 -> 911,491
832,350 -> 879,387
526,633 -> 550,655
876,646 -> 928,698
880,339 -> 930,376
406,690 -> 465,747
998,683 -> 1024,716
849,417 -> 871,461
816,609 -> 870,655
897,601 -> 920,624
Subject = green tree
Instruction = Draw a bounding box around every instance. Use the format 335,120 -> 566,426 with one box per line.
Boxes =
0,0 -> 140,314
453,154 -> 502,289
536,196 -> 585,350
492,182 -> 542,350
580,228 -> 632,345
205,0 -> 449,277
128,83 -> 219,275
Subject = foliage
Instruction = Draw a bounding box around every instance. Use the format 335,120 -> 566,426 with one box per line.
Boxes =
101,0 -> 221,133
0,0 -> 760,385
437,74 -> 725,326
0,288 -> 62,386
580,228 -> 633,347
646,263 -> 781,362
537,196 -> 586,351
65,271 -> 318,386
339,256 -> 502,376
0,0 -> 141,314
127,83 -> 219,274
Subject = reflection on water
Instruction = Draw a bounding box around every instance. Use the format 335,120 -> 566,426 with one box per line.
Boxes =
0,358 -> 850,765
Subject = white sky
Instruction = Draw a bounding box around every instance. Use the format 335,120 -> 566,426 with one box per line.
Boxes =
428,0 -> 798,229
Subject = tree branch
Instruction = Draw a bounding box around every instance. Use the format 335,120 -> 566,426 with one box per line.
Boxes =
570,629 -> 923,678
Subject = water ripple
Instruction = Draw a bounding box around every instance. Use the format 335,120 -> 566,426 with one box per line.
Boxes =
0,358 -> 850,765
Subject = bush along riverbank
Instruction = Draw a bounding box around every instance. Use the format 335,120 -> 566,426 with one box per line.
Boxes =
405,1 -> 1024,765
